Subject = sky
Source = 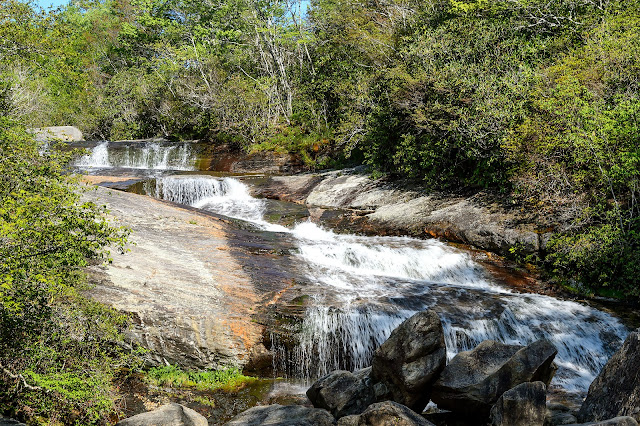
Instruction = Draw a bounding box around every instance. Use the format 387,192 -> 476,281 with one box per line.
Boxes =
36,0 -> 69,9
36,0 -> 310,12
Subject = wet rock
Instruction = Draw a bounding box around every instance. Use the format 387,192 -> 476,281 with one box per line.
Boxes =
337,401 -> 436,426
116,403 -> 207,426
577,331 -> 640,423
230,151 -> 304,174
307,369 -> 376,418
489,381 -> 547,426
431,339 -> 557,418
371,310 -> 446,412
243,343 -> 273,375
249,171 -> 550,257
224,404 -> 335,425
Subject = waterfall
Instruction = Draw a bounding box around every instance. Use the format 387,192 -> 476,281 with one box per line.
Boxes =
139,176 -> 629,394
75,141 -> 196,170
149,176 -> 271,224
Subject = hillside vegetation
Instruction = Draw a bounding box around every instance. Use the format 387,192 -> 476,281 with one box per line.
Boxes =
1,0 -> 639,422
2,0 -> 639,294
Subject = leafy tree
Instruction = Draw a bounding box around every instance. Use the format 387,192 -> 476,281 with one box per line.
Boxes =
0,116 -> 139,423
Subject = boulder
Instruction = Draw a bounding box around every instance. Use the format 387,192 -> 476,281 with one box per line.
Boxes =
577,331 -> 640,422
116,403 -> 207,426
30,126 -> 83,142
549,412 -> 579,425
582,417 -> 639,426
547,402 -> 579,425
431,339 -> 557,418
371,310 -> 446,412
489,381 -> 547,426
307,369 -> 376,418
336,401 -> 436,426
225,404 -> 335,425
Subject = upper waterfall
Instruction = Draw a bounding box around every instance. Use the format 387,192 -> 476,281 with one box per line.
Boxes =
75,141 -> 197,171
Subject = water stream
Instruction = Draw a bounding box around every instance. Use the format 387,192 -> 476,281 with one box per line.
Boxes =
76,142 -> 631,398
140,175 -> 629,395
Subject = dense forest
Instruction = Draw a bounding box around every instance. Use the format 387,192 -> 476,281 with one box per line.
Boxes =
1,0 -> 639,422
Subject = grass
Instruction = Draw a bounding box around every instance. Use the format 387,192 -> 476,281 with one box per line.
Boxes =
145,365 -> 256,392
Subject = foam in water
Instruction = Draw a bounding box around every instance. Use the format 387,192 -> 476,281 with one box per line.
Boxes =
140,176 -> 629,394
75,141 -> 196,170
149,176 -> 289,232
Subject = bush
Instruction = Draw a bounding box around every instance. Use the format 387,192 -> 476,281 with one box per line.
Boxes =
0,117 -> 141,424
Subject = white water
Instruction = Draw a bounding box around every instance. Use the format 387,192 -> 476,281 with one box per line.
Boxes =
147,175 -> 629,394
75,141 -> 196,170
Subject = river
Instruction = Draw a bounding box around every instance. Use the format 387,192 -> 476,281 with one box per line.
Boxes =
75,140 -> 632,401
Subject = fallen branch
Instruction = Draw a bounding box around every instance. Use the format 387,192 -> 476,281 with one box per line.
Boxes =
0,362 -> 49,393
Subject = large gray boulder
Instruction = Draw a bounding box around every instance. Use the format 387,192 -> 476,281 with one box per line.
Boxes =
30,126 -> 83,142
371,310 -> 446,412
431,339 -> 557,418
577,331 -> 640,423
336,401 -> 435,426
225,404 -> 335,426
489,381 -> 547,426
116,403 -> 207,426
307,369 -> 376,418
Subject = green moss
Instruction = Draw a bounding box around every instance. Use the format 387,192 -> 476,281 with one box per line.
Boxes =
145,365 -> 256,393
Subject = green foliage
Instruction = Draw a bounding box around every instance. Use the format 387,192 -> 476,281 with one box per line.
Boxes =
0,117 -> 141,424
546,222 -> 640,297
0,0 -> 638,313
146,365 -> 256,393
503,11 -> 640,295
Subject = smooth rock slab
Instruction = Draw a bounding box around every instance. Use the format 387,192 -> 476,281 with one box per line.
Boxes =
116,403 -> 207,426
431,339 -> 557,418
371,310 -> 446,412
307,369 -> 376,418
489,381 -> 547,426
224,404 -> 335,425
337,401 -> 435,426
577,331 -> 640,422
84,187 -> 266,369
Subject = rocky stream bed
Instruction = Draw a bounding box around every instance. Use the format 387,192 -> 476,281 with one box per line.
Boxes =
67,140 -> 640,425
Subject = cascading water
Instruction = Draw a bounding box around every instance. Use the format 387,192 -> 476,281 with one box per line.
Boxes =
75,141 -> 196,171
148,176 -> 272,224
142,175 -> 629,395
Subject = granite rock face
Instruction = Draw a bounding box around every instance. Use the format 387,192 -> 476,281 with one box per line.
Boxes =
578,331 -> 640,423
431,339 -> 557,418
84,187 -> 282,369
371,310 -> 446,412
249,171 -> 550,256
